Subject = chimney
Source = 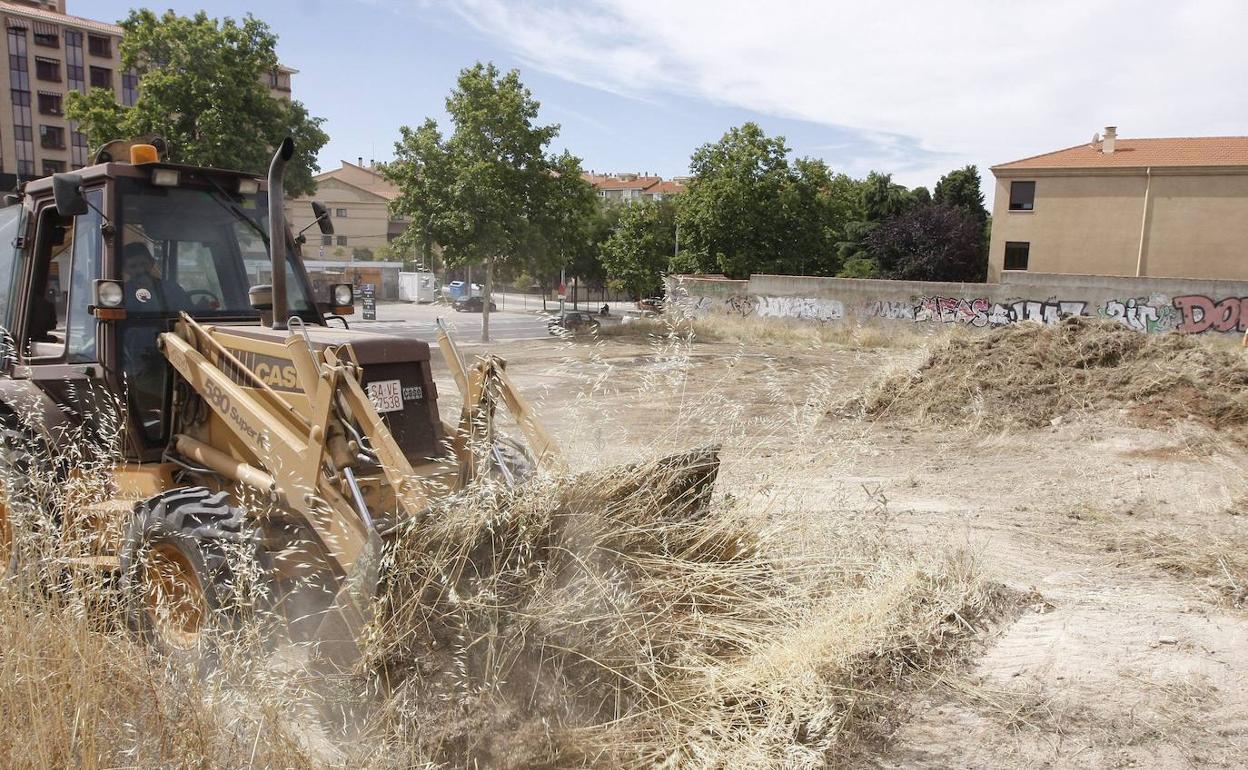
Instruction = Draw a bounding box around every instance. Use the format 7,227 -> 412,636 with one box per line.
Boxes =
357,156 -> 363,167
1102,126 -> 1117,155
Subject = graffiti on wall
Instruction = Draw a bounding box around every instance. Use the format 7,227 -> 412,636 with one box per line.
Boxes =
1171,295 -> 1248,334
670,280 -> 1248,336
755,295 -> 845,323
862,299 -> 915,321
1099,296 -> 1178,333
910,296 -> 1088,327
913,297 -> 991,326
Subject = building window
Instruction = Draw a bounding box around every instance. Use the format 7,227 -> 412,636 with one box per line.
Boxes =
39,124 -> 65,149
87,34 -> 111,58
70,128 -> 88,167
1008,181 -> 1035,211
88,66 -> 111,90
33,29 -> 57,48
335,208 -> 347,217
7,27 -> 35,180
37,91 -> 61,115
321,235 -> 332,246
34,56 -> 59,82
121,70 -> 138,106
1004,241 -> 1030,271
65,30 -> 84,93
41,159 -> 64,176
336,236 -> 348,246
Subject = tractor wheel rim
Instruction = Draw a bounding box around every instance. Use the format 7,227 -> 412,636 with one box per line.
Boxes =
143,543 -> 208,650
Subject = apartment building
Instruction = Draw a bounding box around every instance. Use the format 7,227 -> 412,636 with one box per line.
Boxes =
583,172 -> 687,203
988,127 -> 1248,283
0,0 -> 295,189
286,159 -> 409,258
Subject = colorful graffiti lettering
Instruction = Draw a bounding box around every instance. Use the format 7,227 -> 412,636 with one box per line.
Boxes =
1172,295 -> 1248,334
911,297 -> 1087,327
913,296 -> 991,326
1100,296 -> 1177,333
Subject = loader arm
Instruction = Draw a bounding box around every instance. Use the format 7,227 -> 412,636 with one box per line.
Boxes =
161,314 -> 438,571
436,318 -> 565,486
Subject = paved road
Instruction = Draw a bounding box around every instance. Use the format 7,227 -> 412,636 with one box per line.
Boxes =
350,301 -> 557,343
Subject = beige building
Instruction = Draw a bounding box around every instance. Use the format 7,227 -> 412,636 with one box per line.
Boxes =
285,160 -> 408,259
988,127 -> 1248,283
0,0 -> 294,188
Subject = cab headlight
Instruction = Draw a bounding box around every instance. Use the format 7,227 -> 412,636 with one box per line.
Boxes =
94,279 -> 124,308
331,283 -> 354,307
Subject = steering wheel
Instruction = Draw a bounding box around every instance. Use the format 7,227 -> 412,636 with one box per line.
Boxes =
185,289 -> 221,310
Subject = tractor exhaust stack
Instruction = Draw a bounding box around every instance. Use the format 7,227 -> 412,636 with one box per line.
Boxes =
268,137 -> 295,330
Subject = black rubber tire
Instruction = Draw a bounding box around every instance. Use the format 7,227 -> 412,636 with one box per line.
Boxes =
0,424 -> 39,582
120,487 -> 271,660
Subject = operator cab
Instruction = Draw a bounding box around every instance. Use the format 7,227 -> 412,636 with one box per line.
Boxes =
0,139 -> 337,460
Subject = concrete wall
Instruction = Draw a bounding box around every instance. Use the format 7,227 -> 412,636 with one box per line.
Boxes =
667,272 -> 1248,336
989,168 -> 1248,283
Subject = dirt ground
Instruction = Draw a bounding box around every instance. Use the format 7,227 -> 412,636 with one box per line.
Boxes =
436,330 -> 1248,769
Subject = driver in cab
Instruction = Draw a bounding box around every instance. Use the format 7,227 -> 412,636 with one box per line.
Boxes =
122,242 -> 191,312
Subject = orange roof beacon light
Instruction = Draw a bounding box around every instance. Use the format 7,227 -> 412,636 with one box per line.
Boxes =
130,143 -> 159,164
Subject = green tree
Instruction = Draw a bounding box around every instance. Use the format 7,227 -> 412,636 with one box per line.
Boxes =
65,9 -> 327,196
383,62 -> 595,340
352,246 -> 374,261
933,165 -> 988,226
600,199 -> 676,299
676,123 -> 852,278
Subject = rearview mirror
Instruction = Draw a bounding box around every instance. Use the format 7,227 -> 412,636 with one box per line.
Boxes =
311,201 -> 333,235
52,173 -> 88,217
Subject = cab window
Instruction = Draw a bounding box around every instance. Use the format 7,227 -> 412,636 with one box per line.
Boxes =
23,190 -> 103,361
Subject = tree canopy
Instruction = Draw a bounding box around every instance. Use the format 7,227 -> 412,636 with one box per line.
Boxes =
382,62 -> 596,339
599,199 -> 676,299
65,10 -> 327,196
676,123 -> 852,279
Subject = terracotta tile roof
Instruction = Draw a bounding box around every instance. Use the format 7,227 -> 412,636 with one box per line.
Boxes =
582,173 -> 662,191
993,136 -> 1248,171
646,180 -> 686,195
0,1 -> 122,36
313,162 -> 399,201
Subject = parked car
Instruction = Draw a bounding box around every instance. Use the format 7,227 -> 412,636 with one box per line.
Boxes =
547,311 -> 601,334
453,296 -> 497,313
636,296 -> 665,312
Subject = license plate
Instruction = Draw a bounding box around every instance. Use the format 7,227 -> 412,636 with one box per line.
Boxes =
367,379 -> 404,413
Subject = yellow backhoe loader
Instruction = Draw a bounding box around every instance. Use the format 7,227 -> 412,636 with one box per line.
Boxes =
0,137 -> 718,663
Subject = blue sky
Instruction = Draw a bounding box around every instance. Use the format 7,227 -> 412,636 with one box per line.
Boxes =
87,1 -> 1248,202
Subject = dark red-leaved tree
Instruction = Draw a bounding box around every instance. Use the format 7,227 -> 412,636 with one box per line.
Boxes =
866,202 -> 988,282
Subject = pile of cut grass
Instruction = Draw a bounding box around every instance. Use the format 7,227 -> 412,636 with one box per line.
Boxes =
365,451 -> 1009,768
854,316 -> 1248,429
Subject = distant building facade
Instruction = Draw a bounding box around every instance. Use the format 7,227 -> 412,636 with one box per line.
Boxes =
0,0 -> 295,189
286,159 -> 408,258
583,171 -> 687,203
989,127 -> 1248,283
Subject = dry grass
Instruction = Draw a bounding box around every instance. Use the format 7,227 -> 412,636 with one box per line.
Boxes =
0,334 -> 1006,768
601,312 -> 922,350
1075,505 -> 1248,608
361,450 -> 1010,768
853,316 -> 1248,429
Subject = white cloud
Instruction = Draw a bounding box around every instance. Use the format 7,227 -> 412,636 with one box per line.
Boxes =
444,0 -> 1248,191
